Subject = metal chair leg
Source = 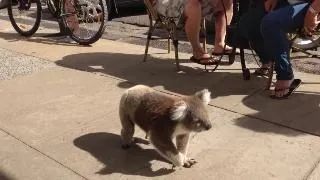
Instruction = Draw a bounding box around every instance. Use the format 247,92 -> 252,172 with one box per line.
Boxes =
265,62 -> 274,90
143,13 -> 156,62
201,18 -> 207,53
168,34 -> 171,54
170,22 -> 180,71
240,48 -> 250,80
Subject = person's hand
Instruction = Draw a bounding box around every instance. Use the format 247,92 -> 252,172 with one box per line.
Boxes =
264,0 -> 278,12
304,10 -> 320,35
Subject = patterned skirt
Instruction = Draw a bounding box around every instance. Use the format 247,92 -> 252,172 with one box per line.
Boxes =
155,0 -> 232,20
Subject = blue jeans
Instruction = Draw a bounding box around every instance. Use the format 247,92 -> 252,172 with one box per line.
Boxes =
238,1 -> 310,80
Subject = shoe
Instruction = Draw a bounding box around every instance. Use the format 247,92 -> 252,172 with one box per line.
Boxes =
212,48 -> 235,56
254,67 -> 270,76
270,79 -> 302,100
190,56 -> 219,65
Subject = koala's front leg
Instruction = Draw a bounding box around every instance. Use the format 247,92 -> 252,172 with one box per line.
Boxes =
176,134 -> 197,168
149,132 -> 184,167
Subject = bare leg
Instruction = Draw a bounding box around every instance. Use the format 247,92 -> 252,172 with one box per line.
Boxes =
64,0 -> 80,35
184,0 -> 210,59
212,0 -> 233,54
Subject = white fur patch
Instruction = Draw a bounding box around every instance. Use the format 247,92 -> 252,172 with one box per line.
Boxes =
195,89 -> 211,105
170,101 -> 187,121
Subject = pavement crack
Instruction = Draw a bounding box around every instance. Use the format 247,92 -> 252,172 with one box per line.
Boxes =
0,127 -> 90,180
303,156 -> 320,180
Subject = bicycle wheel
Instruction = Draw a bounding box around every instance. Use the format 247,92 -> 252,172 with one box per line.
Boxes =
62,0 -> 108,45
7,0 -> 42,36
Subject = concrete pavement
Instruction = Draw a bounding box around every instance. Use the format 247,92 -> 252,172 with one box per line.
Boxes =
1,19 -> 320,180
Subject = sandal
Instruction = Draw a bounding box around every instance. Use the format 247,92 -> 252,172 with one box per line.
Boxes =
190,56 -> 219,65
212,48 -> 235,56
254,67 -> 270,76
270,79 -> 302,100
212,47 -> 240,56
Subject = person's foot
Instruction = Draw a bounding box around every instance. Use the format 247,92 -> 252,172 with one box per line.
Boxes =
212,44 -> 233,54
192,50 -> 212,64
270,79 -> 302,99
273,79 -> 294,97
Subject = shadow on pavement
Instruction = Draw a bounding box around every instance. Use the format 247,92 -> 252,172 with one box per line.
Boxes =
56,52 -> 267,98
56,52 -> 320,136
234,91 -> 320,136
73,132 -> 174,177
0,32 -> 83,47
0,170 -> 14,180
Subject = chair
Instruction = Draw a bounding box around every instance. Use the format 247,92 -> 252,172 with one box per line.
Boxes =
227,0 -> 320,90
265,27 -> 320,90
143,0 -> 207,71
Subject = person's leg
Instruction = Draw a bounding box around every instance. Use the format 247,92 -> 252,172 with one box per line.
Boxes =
184,0 -> 211,60
261,3 -> 309,97
212,0 -> 233,54
65,0 -> 80,35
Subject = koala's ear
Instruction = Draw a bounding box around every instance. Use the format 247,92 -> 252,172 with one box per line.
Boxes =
195,89 -> 211,105
170,100 -> 188,121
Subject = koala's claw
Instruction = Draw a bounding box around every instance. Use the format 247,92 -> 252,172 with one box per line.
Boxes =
183,158 -> 197,168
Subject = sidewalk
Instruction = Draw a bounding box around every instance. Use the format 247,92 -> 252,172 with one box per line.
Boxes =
1,19 -> 320,180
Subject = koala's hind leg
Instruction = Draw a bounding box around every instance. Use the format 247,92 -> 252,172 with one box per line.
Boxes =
120,113 -> 135,149
176,134 -> 196,168
149,132 -> 184,167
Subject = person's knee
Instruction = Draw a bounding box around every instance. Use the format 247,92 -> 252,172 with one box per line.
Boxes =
186,0 -> 201,8
184,0 -> 201,18
261,14 -> 278,35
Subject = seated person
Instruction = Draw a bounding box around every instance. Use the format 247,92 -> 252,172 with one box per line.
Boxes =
237,0 -> 319,99
155,0 -> 233,65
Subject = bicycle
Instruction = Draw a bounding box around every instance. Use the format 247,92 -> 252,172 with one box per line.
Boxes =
7,0 -> 108,45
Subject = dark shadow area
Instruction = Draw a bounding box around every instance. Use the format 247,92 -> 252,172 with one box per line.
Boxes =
73,132 -> 174,177
0,32 -> 85,46
235,91 -> 320,136
56,52 -> 320,137
0,170 -> 14,180
55,52 -> 267,98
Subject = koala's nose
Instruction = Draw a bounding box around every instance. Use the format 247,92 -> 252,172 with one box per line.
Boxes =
206,123 -> 212,130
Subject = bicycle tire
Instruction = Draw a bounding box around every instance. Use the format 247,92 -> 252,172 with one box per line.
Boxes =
62,0 -> 108,45
7,0 -> 42,37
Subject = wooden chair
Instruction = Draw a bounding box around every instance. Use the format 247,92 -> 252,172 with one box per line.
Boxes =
143,0 -> 207,71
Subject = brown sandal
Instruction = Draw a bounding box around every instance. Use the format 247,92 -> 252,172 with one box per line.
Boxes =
190,56 -> 219,65
270,79 -> 302,100
254,67 -> 270,76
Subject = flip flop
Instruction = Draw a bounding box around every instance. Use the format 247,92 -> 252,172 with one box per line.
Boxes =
270,79 -> 302,100
212,48 -> 238,56
190,56 -> 219,65
254,67 -> 270,76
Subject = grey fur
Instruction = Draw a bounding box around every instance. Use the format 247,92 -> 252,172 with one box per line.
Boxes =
119,85 -> 212,167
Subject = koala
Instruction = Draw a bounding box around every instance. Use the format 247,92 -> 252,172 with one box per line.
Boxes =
119,85 -> 212,168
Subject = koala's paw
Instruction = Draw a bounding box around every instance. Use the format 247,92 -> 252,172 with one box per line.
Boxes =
183,158 -> 197,168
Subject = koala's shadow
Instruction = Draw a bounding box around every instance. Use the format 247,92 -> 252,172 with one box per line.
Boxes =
73,132 -> 175,177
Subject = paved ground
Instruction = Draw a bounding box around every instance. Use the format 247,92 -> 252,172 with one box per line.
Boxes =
0,11 -> 320,180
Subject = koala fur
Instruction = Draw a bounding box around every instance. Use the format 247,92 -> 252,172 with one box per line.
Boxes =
119,85 -> 212,168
